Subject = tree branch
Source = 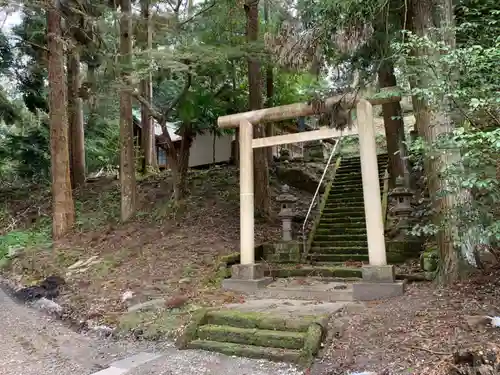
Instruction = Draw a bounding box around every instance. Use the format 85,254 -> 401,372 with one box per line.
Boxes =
128,71 -> 192,165
178,1 -> 216,27
162,71 -> 192,119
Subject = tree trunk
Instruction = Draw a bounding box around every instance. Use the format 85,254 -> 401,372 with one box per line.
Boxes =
174,126 -> 192,201
377,61 -> 408,188
47,3 -> 75,239
408,0 -> 471,282
231,61 -> 239,164
139,0 -> 154,173
119,0 -> 136,221
245,0 -> 271,217
67,48 -> 86,188
212,131 -> 216,165
86,63 -> 99,129
265,66 -> 274,163
264,0 -> 274,164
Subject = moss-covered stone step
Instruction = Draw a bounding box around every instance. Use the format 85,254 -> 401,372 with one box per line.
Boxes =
311,240 -> 368,248
321,205 -> 365,212
327,191 -> 364,199
335,168 -> 386,175
315,227 -> 367,234
309,246 -> 368,254
317,222 -> 366,228
206,310 -> 319,332
325,198 -> 365,205
312,234 -> 367,242
178,309 -> 327,367
308,253 -> 369,262
187,340 -> 303,363
197,325 -> 306,349
332,178 -> 384,185
336,162 -> 387,171
336,171 -> 385,177
319,215 -> 366,222
326,198 -> 381,205
267,266 -> 362,278
336,167 -> 386,173
340,154 -> 387,162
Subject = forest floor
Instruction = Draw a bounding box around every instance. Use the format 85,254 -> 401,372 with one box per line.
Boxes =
0,166 -> 313,331
315,275 -> 500,375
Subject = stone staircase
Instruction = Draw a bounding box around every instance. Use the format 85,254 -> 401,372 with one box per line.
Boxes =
307,154 -> 388,264
177,308 -> 327,367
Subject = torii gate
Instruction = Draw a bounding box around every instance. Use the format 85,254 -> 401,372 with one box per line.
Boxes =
217,90 -> 403,293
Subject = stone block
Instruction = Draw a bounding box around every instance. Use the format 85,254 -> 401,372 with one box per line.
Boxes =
361,264 -> 395,283
110,352 -> 163,370
90,367 -> 128,375
272,241 -> 302,263
352,281 -> 406,301
221,278 -> 273,293
231,263 -> 266,280
386,240 -> 423,263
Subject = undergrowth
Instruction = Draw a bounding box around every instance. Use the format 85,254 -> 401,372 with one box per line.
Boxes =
0,167 -> 242,262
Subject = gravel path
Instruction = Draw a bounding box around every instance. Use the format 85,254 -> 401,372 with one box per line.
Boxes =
0,287 -> 304,375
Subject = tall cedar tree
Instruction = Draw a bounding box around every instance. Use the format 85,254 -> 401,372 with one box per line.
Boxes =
408,0 -> 471,282
119,0 -> 137,221
47,2 -> 75,238
244,0 -> 271,217
67,49 -> 86,188
139,0 -> 155,172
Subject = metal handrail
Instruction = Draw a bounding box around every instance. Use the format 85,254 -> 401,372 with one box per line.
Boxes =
301,132 -> 343,252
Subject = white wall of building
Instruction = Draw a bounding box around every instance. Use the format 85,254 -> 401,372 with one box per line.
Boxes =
188,132 -> 232,167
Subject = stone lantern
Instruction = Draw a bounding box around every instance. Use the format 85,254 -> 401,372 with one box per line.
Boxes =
277,185 -> 297,241
388,177 -> 414,239
389,178 -> 414,218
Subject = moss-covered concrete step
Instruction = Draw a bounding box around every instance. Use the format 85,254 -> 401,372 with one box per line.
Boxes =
309,246 -> 368,254
187,340 -> 303,363
197,325 -> 306,349
308,254 -> 369,262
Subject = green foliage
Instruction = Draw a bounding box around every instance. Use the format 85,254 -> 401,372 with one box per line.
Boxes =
408,128 -> 500,245
0,226 -> 52,260
394,32 -> 500,123
445,128 -> 500,241
456,0 -> 500,47
74,187 -> 121,231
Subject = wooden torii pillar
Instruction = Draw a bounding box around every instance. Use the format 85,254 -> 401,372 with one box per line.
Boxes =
217,91 -> 402,291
